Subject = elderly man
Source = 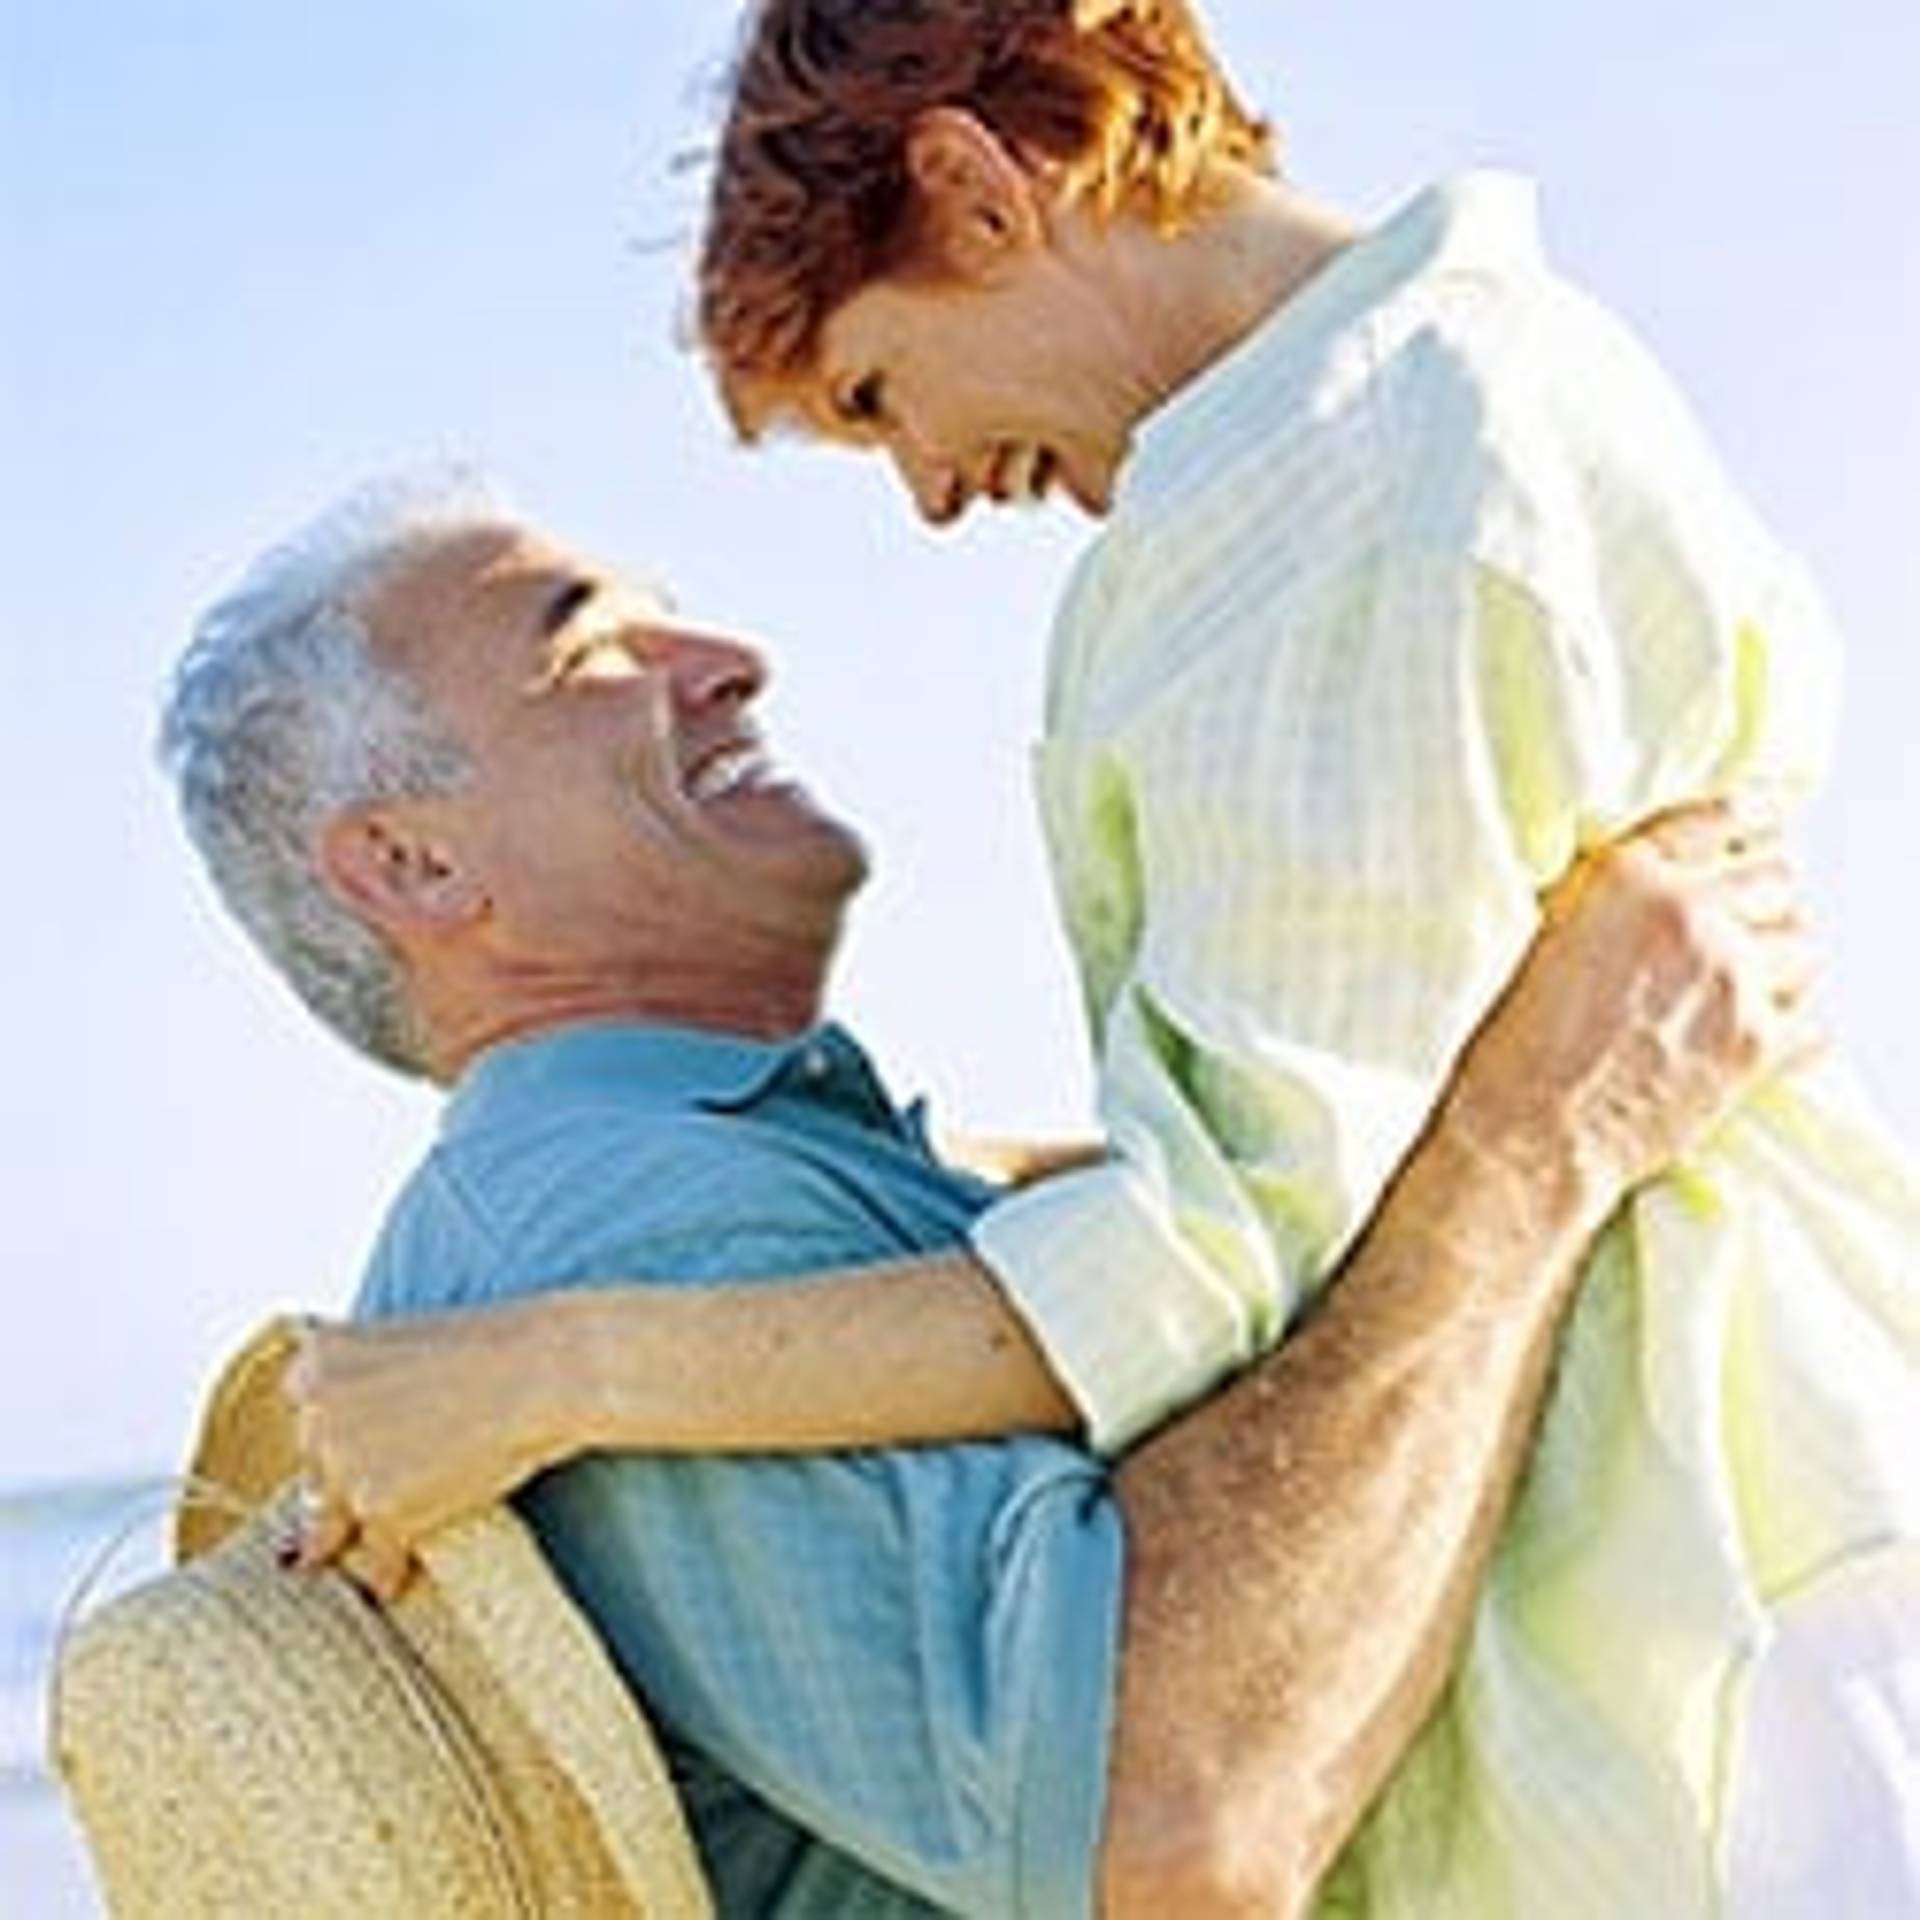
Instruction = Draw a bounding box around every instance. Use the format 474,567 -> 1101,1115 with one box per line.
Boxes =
166,473 -> 1814,1917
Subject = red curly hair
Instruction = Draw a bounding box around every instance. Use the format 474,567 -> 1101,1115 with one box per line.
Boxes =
698,0 -> 1275,431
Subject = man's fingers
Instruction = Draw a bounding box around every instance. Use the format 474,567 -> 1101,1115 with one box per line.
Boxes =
1727,864 -> 1821,1004
1758,952 -> 1820,1029
1637,797 -> 1740,862
1723,869 -> 1805,933
1749,990 -> 1830,1082
1640,795 -> 1788,868
1778,1009 -> 1832,1076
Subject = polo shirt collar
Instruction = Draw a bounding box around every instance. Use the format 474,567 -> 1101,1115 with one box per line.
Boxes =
442,1019 -> 847,1138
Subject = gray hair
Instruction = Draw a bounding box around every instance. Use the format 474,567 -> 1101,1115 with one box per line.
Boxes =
160,470 -> 506,1076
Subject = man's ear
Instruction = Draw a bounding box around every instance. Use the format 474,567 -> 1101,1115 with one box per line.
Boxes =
316,804 -> 488,939
904,107 -> 1044,280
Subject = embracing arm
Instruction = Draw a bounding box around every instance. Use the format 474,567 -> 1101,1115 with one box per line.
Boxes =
1095,803 -> 1822,1908
290,1233 -> 1083,1594
291,799 -> 1811,1605
307,1249 -> 1066,1464
526,1136 -> 1105,1448
570,1250 -> 1076,1446
291,1142 -> 1094,1584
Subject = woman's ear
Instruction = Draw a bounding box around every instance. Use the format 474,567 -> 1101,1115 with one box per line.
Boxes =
316,804 -> 488,938
904,107 -> 1044,280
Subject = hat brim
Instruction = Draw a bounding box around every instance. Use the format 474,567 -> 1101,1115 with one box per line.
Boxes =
54,1318 -> 713,1917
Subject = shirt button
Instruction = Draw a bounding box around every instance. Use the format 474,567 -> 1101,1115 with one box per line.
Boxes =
800,1044 -> 832,1083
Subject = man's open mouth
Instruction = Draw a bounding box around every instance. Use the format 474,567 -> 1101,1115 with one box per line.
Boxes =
684,737 -> 774,803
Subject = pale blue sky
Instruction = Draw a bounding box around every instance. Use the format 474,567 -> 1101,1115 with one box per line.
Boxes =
2,0 -> 1914,1485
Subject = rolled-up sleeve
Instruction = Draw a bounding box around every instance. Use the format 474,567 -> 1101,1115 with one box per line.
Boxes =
972,1148 -> 1272,1456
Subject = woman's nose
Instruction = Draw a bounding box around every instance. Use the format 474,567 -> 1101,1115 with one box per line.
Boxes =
891,443 -> 967,526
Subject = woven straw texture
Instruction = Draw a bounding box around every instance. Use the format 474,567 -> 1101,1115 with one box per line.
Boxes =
53,1319 -> 713,1918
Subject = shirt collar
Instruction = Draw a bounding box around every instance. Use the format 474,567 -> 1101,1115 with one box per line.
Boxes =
441,1019 -> 857,1140
1121,171 -> 1545,506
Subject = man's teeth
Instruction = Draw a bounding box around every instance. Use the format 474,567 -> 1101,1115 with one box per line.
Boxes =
686,744 -> 771,802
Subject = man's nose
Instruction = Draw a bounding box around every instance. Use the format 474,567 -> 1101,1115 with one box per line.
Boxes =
658,629 -> 766,708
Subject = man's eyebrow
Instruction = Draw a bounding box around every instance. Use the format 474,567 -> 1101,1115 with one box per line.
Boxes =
538,575 -> 598,637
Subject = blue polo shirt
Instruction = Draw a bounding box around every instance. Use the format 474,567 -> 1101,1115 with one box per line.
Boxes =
354,1021 -> 1122,1918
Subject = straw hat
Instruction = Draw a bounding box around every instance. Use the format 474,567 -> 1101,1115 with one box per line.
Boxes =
52,1317 -> 713,1917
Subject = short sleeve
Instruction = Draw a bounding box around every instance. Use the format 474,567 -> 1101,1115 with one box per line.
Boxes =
521,1429 -> 1121,1916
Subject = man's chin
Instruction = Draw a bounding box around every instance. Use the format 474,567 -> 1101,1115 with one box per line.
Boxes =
815,819 -> 871,898
736,796 -> 870,899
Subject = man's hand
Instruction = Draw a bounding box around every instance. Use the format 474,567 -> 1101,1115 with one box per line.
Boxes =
1443,794 -> 1821,1239
284,1299 -> 578,1601
1097,796 -> 1824,1914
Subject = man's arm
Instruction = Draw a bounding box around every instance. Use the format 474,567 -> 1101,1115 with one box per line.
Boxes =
293,802 -> 1811,1587
1095,802 -> 1821,1912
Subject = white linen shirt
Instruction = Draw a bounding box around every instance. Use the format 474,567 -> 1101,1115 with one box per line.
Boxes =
970,175 -> 1920,1913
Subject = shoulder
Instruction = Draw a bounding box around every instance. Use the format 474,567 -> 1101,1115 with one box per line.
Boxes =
355,1100 -> 893,1319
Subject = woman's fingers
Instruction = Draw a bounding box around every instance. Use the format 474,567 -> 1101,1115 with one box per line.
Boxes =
286,1319 -> 397,1584
338,1524 -> 416,1605
282,1315 -> 480,1601
285,1477 -> 354,1570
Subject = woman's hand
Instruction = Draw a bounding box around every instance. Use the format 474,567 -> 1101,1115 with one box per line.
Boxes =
284,1298 -> 581,1601
281,1251 -> 1075,1606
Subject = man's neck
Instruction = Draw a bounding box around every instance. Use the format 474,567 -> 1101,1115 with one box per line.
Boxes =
418,950 -> 831,1083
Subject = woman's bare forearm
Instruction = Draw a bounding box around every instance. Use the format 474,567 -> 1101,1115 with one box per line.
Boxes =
540,1138 -> 1102,1453
290,1254 -> 1078,1570
538,1253 -> 1078,1457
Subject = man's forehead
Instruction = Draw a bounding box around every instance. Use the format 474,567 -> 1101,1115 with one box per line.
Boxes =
364,523 -> 670,638
356,521 -> 515,629
391,522 -> 575,605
